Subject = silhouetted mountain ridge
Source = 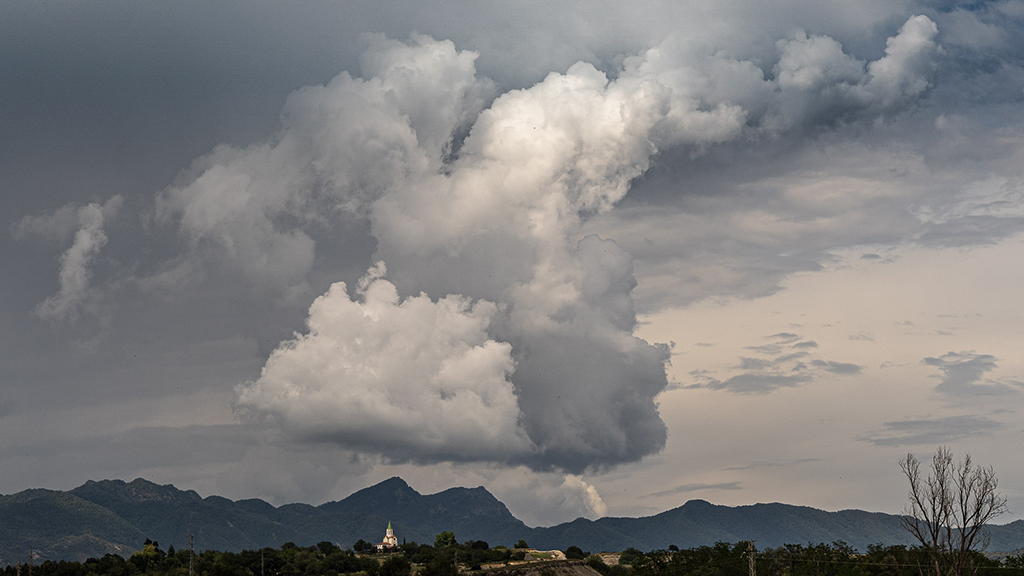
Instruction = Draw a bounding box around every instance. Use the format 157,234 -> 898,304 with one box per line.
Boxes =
2,477 -> 1022,566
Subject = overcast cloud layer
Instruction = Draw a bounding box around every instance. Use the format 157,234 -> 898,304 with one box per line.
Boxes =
3,0 -> 1024,527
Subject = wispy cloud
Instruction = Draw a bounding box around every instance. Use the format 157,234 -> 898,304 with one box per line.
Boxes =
811,360 -> 863,374
723,458 -> 822,471
858,415 -> 1004,446
738,357 -> 776,370
701,373 -> 812,394
924,351 -> 1016,397
643,482 -> 743,498
690,332 -> 863,394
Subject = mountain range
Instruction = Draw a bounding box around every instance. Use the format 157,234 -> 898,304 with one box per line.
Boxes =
2,477 -> 1022,566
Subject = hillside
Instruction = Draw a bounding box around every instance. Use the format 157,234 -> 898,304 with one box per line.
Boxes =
2,477 -> 1023,565
528,500 -> 914,552
0,489 -> 143,566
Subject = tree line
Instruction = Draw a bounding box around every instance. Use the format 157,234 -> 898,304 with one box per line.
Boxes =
620,542 -> 1024,576
0,534 -> 531,576
6,539 -> 1024,576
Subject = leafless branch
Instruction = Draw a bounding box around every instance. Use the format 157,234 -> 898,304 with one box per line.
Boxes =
899,447 -> 1007,576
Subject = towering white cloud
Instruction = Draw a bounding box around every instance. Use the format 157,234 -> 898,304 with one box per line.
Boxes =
236,263 -> 531,462
865,15 -> 942,109
555,474 -> 609,519
167,17 -> 941,473
154,35 -> 492,291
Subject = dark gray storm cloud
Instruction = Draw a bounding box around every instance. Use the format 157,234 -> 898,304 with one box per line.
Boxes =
34,13 -> 934,474
3,0 -> 1022,505
591,0 -> 1024,312
0,423 -> 373,504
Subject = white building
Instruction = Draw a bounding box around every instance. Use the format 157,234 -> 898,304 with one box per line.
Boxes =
375,521 -> 398,551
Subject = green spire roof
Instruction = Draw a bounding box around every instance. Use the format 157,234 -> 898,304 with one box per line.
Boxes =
387,521 -> 392,530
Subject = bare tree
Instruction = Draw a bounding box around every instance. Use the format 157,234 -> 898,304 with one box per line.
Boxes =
900,447 -> 1008,576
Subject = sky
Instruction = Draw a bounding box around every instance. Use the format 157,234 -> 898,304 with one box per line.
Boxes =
2,0 -> 1023,529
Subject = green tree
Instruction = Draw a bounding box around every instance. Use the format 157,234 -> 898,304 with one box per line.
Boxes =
353,539 -> 373,553
619,548 -> 644,566
434,532 -> 457,549
421,558 -> 458,576
565,546 -> 587,560
380,555 -> 411,576
587,555 -> 611,575
316,541 -> 340,555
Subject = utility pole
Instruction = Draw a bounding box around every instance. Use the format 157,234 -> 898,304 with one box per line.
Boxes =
747,540 -> 756,576
189,534 -> 195,576
27,548 -> 33,576
261,549 -> 265,576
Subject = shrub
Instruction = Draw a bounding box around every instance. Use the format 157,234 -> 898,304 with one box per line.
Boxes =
565,546 -> 587,560
380,555 -> 411,576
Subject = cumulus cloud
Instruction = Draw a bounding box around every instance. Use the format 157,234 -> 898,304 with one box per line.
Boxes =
44,18 -> 942,473
217,35 -> 710,472
560,474 -> 609,518
864,15 -> 942,110
16,0 -> 1024,525
235,263 -> 532,463
473,469 -> 612,525
17,197 -> 123,322
775,31 -> 865,92
154,34 -> 492,292
621,14 -> 940,135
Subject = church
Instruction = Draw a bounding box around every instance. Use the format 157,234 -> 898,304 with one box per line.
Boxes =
375,521 -> 399,551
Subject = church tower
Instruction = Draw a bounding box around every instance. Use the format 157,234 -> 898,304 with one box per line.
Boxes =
378,521 -> 398,549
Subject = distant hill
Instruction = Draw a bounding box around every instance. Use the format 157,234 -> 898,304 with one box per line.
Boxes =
0,488 -> 143,566
2,477 -> 1022,565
